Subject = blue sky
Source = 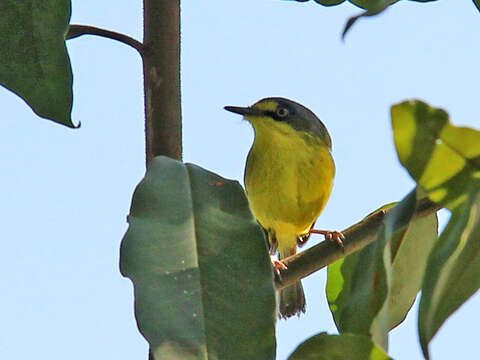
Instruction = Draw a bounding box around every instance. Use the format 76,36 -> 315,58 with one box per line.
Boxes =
1,1 -> 479,359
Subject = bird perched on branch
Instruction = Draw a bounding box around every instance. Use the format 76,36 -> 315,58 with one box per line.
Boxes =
225,97 -> 343,319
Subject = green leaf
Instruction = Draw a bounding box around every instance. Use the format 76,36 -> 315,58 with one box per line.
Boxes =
372,189 -> 438,337
327,190 -> 438,349
0,1 -> 74,127
391,100 -> 480,210
288,332 -> 392,360
418,190 -> 480,359
474,0 -> 480,13
120,157 -> 276,360
314,0 -> 346,5
391,100 -> 480,359
326,206 -> 391,348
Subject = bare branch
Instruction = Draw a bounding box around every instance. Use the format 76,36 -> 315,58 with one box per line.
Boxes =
66,25 -> 145,55
143,0 -> 182,164
276,198 -> 442,290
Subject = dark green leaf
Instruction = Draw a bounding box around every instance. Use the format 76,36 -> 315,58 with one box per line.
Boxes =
120,157 -> 276,360
0,1 -> 74,126
474,0 -> 480,13
315,0 -> 346,5
288,332 -> 392,360
418,191 -> 480,359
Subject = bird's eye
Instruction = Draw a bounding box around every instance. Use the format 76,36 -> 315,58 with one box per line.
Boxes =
276,107 -> 289,118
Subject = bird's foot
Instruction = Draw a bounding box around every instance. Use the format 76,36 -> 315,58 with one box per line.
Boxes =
270,255 -> 288,276
309,229 -> 345,249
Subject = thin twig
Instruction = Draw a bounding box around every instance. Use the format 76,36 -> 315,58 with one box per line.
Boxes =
66,25 -> 145,55
275,198 -> 442,290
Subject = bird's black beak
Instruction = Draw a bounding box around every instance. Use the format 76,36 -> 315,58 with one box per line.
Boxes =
224,105 -> 256,116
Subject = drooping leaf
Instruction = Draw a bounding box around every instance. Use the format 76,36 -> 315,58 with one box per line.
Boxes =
120,157 -> 276,360
326,206 -> 391,349
288,332 -> 392,360
372,189 -> 437,338
327,190 -> 438,350
418,191 -> 480,359
0,1 -> 74,126
391,100 -> 480,359
291,0 -> 443,38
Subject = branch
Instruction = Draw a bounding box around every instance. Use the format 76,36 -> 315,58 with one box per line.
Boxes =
276,198 -> 442,290
143,0 -> 182,165
66,25 -> 145,55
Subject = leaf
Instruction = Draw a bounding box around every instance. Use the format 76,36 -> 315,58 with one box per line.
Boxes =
314,0 -> 346,5
327,190 -> 438,350
326,206 -> 391,348
288,332 -> 392,360
372,189 -> 438,339
391,100 -> 480,359
391,100 -> 480,210
0,1 -> 75,127
418,191 -> 480,359
342,0 -> 393,39
474,0 -> 480,13
120,157 -> 276,360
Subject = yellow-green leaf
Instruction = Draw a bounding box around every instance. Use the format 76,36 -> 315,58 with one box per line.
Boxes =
391,100 -> 480,210
391,100 -> 480,359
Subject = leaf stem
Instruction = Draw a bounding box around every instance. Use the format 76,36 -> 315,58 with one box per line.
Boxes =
66,25 -> 145,55
275,198 -> 442,290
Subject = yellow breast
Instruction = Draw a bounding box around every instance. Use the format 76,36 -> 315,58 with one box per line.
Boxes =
244,117 -> 335,247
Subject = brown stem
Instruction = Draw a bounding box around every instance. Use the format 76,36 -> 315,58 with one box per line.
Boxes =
143,0 -> 182,165
66,25 -> 145,55
275,198 -> 442,290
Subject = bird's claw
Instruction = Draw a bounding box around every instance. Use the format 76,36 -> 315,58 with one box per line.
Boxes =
271,255 -> 287,276
309,229 -> 345,248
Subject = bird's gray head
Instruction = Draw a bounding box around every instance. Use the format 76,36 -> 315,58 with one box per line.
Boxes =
224,97 -> 332,149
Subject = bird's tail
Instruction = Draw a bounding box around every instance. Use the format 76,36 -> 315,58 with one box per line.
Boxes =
278,247 -> 306,319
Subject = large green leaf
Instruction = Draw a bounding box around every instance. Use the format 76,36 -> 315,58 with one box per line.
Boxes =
391,100 -> 480,359
288,332 -> 392,360
327,190 -> 438,350
0,1 -> 74,127
120,157 -> 276,360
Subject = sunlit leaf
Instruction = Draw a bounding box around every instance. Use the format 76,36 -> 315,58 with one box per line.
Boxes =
391,100 -> 480,359
288,332 -> 392,360
391,100 -> 480,210
0,1 -> 75,126
120,157 -> 276,360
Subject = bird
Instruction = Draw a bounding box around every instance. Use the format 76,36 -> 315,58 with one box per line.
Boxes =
225,97 -> 343,319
